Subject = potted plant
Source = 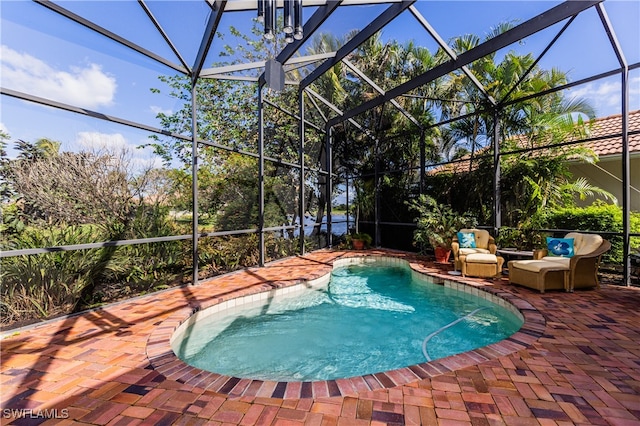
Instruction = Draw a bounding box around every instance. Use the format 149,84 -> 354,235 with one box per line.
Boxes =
408,195 -> 477,263
347,232 -> 372,250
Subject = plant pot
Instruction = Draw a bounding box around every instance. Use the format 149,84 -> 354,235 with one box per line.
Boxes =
434,246 -> 451,263
352,239 -> 365,250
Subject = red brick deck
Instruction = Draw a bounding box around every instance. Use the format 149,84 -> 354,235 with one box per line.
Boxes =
2,249 -> 639,425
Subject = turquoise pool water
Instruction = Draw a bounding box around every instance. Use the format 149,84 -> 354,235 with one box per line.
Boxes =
173,263 -> 523,382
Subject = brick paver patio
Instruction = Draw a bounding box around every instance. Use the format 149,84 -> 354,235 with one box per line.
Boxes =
1,249 -> 639,425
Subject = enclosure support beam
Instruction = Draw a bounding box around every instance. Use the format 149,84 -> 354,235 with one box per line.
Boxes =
299,90 -> 306,254
328,0 -> 601,128
498,15 -> 576,106
326,127 -> 334,248
419,130 -> 426,194
192,0 -> 227,83
191,84 -> 199,285
0,87 -> 309,170
493,109 -> 502,235
258,83 -> 266,267
408,5 -> 495,106
275,2 -> 342,68
346,175 -> 351,234
263,99 -> 325,133
374,139 -> 380,247
342,58 -> 423,129
620,69 -> 630,286
300,0 -> 415,90
597,2 -> 630,286
305,88 -> 376,141
307,93 -> 329,123
258,1 -> 342,86
138,0 -> 190,71
34,0 -> 187,75
203,52 -> 335,77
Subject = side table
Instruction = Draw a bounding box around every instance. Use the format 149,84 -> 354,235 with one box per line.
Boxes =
496,249 -> 534,274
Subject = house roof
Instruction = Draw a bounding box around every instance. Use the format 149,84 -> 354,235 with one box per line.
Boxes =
429,109 -> 640,175
583,109 -> 640,157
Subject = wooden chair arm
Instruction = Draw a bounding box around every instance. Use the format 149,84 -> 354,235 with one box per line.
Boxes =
534,249 -> 547,260
451,241 -> 460,259
569,240 -> 611,267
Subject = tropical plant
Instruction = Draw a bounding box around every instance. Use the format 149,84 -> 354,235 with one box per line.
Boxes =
346,232 -> 372,249
495,226 -> 548,252
407,194 -> 477,253
0,226 -> 104,324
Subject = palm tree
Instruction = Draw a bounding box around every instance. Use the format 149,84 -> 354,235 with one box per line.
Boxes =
426,22 -> 607,227
15,138 -> 60,161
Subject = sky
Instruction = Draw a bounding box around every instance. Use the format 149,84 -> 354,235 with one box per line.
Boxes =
1,0 -> 639,168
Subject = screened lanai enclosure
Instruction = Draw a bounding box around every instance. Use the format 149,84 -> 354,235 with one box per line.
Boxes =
1,0 -> 639,327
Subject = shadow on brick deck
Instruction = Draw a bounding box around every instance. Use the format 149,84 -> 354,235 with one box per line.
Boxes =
1,249 -> 639,425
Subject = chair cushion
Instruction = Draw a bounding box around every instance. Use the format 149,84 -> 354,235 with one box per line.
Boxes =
565,232 -> 603,255
459,248 -> 490,256
512,259 -> 569,273
541,256 -> 570,267
465,253 -> 498,264
546,237 -> 574,258
457,232 -> 476,248
459,229 -> 490,249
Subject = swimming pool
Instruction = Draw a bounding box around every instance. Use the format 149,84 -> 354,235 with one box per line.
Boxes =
172,258 -> 523,382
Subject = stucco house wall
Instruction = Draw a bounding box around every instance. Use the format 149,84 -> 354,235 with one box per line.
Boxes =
568,110 -> 640,212
569,154 -> 640,211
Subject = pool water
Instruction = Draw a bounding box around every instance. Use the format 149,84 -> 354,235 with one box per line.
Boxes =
173,263 -> 523,382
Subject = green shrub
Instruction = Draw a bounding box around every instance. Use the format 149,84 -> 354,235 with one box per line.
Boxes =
496,226 -> 549,251
0,226 -> 105,325
105,207 -> 187,290
0,208 -> 190,326
197,234 -> 260,277
0,202 -> 26,237
631,214 -> 640,255
543,203 -> 640,264
265,233 -> 299,261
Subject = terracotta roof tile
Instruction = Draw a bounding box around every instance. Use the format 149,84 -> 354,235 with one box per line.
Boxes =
429,109 -> 640,175
582,109 -> 640,156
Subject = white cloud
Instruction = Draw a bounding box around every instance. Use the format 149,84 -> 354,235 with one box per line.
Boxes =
76,131 -> 127,151
150,105 -> 172,116
131,151 -> 164,171
569,81 -> 621,112
75,131 -> 162,171
0,122 -> 9,137
568,76 -> 640,117
0,45 -> 117,109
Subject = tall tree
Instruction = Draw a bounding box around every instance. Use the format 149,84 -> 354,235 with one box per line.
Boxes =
147,21 -> 327,238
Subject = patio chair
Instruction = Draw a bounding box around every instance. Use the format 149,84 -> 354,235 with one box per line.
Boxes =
508,232 -> 611,293
451,229 -> 498,271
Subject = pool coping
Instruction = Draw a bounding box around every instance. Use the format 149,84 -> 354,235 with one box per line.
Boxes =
146,253 -> 546,399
